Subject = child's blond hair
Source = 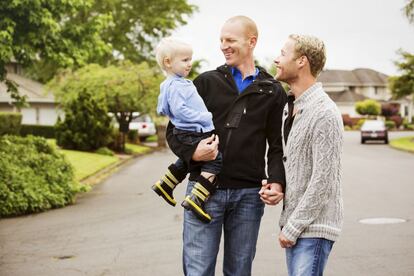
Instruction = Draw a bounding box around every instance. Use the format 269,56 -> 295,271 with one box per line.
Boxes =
155,37 -> 193,72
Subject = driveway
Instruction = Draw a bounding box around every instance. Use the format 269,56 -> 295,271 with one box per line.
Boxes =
0,131 -> 413,275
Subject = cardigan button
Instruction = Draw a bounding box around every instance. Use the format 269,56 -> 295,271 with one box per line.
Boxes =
282,156 -> 287,162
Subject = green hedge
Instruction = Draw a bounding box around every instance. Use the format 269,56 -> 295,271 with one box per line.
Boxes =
385,120 -> 396,130
20,124 -> 56,138
0,135 -> 87,217
0,112 -> 22,135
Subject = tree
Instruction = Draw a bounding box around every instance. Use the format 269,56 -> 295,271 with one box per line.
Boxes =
0,0 -> 112,106
187,59 -> 206,80
355,99 -> 381,117
389,50 -> 414,98
388,1 -> 414,122
1,0 -> 196,105
25,0 -> 197,83
49,62 -> 162,151
92,0 -> 197,64
404,0 -> 414,24
55,90 -> 113,151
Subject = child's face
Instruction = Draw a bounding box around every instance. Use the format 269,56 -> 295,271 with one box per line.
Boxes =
167,50 -> 193,77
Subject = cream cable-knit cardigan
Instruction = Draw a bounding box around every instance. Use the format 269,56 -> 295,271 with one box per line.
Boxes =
279,82 -> 344,243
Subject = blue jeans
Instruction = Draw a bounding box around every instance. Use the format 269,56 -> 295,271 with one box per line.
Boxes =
286,238 -> 334,276
183,181 -> 264,276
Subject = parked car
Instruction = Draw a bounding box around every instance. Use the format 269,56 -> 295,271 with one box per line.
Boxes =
129,114 -> 157,141
360,120 -> 388,144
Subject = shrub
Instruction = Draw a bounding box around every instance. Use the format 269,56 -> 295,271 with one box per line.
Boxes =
405,124 -> 414,130
388,115 -> 403,128
146,135 -> 158,142
20,124 -> 55,138
355,99 -> 381,116
385,120 -> 396,130
108,127 -> 122,152
0,135 -> 87,217
402,118 -> 409,128
55,90 -> 113,151
0,112 -> 22,135
95,147 -> 115,156
127,129 -> 138,143
352,119 -> 366,130
381,103 -> 399,117
342,114 -> 353,127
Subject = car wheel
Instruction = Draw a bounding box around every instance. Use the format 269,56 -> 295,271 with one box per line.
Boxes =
384,138 -> 389,144
361,138 -> 365,144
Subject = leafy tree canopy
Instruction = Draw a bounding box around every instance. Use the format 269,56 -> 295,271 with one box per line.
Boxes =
0,0 -> 112,106
404,0 -> 414,24
389,50 -> 414,99
0,0 -> 196,105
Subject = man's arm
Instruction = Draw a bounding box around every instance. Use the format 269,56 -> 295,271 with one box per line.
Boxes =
281,114 -> 343,244
266,84 -> 287,189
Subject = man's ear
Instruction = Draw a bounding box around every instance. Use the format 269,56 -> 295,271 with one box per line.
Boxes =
297,55 -> 308,69
249,36 -> 257,49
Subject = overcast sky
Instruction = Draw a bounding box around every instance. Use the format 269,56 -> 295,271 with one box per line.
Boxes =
172,0 -> 414,76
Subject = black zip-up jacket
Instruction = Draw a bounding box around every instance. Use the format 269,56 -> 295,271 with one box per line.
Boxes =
166,64 -> 287,189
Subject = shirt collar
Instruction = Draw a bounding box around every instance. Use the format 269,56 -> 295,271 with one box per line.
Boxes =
231,67 -> 259,79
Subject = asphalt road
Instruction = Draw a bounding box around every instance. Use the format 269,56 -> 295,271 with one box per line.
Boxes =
1,131 -> 413,276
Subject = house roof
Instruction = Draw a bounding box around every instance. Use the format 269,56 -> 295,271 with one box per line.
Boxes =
326,90 -> 368,103
0,73 -> 55,103
318,68 -> 388,86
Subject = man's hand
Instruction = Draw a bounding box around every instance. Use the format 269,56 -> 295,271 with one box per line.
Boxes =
192,134 -> 219,162
279,232 -> 295,248
259,180 -> 284,205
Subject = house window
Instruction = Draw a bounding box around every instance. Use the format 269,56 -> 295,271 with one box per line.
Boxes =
405,106 -> 409,117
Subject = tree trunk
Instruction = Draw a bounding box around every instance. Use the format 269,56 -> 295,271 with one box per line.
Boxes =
156,124 -> 167,147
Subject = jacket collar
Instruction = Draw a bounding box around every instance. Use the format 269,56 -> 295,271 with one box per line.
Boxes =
217,64 -> 274,81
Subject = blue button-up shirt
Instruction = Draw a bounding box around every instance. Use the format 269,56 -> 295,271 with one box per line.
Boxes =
231,67 -> 259,93
157,75 -> 214,132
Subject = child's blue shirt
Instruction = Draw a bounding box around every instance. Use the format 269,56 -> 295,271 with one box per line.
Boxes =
157,75 -> 214,132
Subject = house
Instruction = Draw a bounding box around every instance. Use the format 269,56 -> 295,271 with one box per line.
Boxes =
0,62 -> 61,126
318,68 -> 413,121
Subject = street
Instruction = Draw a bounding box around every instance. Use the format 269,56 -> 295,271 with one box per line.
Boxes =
1,131 -> 413,276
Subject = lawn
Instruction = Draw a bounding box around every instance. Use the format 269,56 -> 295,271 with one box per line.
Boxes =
125,143 -> 153,154
47,139 -> 119,181
60,149 -> 119,181
47,140 -> 152,181
390,136 -> 414,153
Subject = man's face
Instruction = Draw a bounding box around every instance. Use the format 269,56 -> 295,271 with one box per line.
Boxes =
220,21 -> 252,67
274,38 -> 300,83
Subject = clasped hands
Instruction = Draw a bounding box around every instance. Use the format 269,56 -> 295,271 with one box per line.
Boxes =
192,135 -> 294,248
